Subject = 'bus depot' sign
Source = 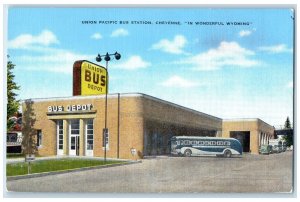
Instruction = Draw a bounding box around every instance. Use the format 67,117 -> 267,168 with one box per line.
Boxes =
73,60 -> 107,96
48,104 -> 93,112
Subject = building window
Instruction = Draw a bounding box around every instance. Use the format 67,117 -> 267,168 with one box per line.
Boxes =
86,119 -> 93,150
70,119 -> 80,135
70,119 -> 80,151
37,130 -> 42,147
57,120 -> 64,150
103,128 -> 109,150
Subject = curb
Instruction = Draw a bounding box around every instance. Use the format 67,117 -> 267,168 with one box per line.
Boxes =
7,160 -> 142,181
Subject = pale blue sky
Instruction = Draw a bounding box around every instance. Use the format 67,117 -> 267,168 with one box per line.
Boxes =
7,7 -> 294,127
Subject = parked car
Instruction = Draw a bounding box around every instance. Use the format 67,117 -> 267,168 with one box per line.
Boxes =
281,141 -> 287,152
269,139 -> 282,153
271,145 -> 282,153
268,145 -> 273,153
259,145 -> 271,155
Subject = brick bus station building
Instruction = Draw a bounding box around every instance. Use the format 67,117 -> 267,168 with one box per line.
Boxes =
22,93 -> 275,160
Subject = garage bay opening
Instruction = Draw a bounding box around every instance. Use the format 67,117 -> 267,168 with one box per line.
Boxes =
230,131 -> 250,152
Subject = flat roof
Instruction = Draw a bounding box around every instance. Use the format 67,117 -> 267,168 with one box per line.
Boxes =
223,118 -> 260,122
223,118 -> 274,128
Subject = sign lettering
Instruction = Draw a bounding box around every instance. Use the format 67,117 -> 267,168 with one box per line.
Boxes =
177,140 -> 231,146
81,62 -> 107,95
73,60 -> 107,96
48,104 -> 93,112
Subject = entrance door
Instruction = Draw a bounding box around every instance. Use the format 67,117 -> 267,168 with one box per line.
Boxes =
70,136 -> 80,156
69,119 -> 80,156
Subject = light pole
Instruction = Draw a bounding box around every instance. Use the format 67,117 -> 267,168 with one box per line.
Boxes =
96,52 -> 121,162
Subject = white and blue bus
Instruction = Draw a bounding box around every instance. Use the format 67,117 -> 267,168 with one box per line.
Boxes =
170,136 -> 243,158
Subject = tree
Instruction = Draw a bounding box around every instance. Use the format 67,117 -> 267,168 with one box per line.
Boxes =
284,116 -> 291,129
283,116 -> 293,147
22,99 -> 37,155
7,58 -> 20,131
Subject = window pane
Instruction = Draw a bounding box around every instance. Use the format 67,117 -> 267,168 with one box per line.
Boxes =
37,130 -> 42,146
71,125 -> 79,130
71,137 -> 75,149
86,119 -> 94,151
70,120 -> 80,131
87,144 -> 93,150
71,129 -> 79,135
71,119 -> 79,124
57,120 -> 64,151
87,119 -> 93,125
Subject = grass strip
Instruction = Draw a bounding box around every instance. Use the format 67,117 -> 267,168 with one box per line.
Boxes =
7,158 -> 123,176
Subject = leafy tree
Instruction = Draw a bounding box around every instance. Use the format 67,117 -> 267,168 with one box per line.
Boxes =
7,58 -> 20,131
22,99 -> 37,155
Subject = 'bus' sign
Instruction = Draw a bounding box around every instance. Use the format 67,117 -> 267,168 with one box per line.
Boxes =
73,60 -> 107,96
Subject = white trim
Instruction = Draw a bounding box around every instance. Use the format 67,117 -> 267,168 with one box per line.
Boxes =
56,120 -> 64,156
85,119 -> 94,157
69,119 -> 80,156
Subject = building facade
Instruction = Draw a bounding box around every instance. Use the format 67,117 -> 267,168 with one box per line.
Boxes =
22,93 -> 275,159
222,119 -> 275,154
22,93 -> 222,159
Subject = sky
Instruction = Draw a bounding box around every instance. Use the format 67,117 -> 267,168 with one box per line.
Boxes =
6,7 -> 294,128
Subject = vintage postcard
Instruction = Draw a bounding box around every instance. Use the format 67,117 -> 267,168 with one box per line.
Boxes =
4,5 -> 295,196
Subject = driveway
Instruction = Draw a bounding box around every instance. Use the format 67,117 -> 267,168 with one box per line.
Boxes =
6,151 -> 293,194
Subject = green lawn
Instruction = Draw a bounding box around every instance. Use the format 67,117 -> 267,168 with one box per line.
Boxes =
6,158 -> 124,176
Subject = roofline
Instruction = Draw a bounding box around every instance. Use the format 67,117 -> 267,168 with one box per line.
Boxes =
223,118 -> 274,128
21,92 -> 222,122
138,93 -> 222,122
21,93 -> 142,103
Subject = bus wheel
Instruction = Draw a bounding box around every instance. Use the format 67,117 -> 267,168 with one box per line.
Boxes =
184,149 -> 192,157
224,150 -> 232,158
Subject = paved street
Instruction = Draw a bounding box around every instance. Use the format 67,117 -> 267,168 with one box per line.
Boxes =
6,151 -> 293,194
